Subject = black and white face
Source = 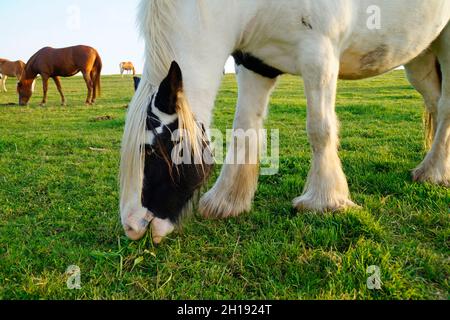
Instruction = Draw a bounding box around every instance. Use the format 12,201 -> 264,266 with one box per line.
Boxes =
122,62 -> 213,243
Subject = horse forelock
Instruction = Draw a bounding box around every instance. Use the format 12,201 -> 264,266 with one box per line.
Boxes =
120,79 -> 157,214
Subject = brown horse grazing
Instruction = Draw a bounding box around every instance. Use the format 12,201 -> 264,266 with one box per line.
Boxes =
18,45 -> 102,106
0,59 -> 26,92
119,61 -> 135,77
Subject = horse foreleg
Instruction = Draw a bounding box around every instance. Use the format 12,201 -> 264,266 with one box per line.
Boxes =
40,76 -> 49,106
1,75 -> 7,92
293,39 -> 357,212
53,77 -> 66,106
82,72 -> 93,105
413,25 -> 450,186
200,65 -> 278,218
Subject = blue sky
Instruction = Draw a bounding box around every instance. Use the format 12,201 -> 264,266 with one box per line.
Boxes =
1,0 -> 144,74
1,0 -> 235,75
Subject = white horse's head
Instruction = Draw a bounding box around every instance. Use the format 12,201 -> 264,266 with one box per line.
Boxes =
120,61 -> 213,243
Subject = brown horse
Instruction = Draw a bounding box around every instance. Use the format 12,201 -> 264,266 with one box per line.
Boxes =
119,61 -> 136,77
0,59 -> 26,92
18,45 -> 102,106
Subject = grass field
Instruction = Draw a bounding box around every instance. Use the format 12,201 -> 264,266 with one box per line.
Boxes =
0,72 -> 448,300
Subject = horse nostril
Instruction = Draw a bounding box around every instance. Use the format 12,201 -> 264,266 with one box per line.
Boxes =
151,218 -> 175,245
122,208 -> 154,241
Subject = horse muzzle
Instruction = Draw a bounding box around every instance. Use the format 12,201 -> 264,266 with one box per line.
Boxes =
122,207 -> 175,244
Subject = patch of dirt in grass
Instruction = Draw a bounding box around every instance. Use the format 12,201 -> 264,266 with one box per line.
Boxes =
90,115 -> 115,122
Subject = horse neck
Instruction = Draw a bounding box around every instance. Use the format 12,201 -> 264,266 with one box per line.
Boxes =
22,65 -> 37,82
140,0 -> 234,126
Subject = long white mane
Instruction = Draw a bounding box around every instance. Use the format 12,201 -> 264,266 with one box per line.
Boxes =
120,0 -> 178,215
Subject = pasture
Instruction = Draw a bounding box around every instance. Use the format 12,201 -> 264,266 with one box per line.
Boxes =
0,72 -> 448,299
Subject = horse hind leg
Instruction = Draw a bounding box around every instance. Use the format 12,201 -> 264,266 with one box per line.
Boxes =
405,50 -> 441,150
91,68 -> 101,104
82,72 -> 94,105
200,65 -> 278,218
413,25 -> 450,186
90,70 -> 97,103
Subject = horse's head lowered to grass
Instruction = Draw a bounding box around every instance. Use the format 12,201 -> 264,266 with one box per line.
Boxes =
17,79 -> 34,106
120,61 -> 213,244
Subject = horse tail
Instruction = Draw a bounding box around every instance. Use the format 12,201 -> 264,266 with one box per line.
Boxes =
93,53 -> 102,97
424,59 -> 442,150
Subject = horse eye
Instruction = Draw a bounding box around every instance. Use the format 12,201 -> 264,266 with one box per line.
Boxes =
145,145 -> 156,156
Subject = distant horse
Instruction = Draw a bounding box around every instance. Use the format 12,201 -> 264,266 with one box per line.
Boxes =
121,0 -> 450,243
0,59 -> 25,92
120,62 -> 136,77
18,45 -> 102,106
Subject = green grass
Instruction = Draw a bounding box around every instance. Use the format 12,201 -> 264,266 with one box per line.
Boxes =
0,72 -> 448,300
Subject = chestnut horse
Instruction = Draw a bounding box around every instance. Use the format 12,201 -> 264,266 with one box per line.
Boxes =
120,61 -> 136,77
0,59 -> 25,92
18,45 -> 102,106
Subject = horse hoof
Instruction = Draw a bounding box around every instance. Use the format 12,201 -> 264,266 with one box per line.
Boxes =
293,195 -> 360,213
199,189 -> 251,219
412,166 -> 450,186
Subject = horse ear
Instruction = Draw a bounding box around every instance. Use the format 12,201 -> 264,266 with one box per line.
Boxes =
155,61 -> 183,114
166,61 -> 183,93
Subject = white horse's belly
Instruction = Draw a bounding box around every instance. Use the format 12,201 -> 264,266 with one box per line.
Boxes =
338,0 -> 450,79
338,28 -> 447,80
339,45 -> 406,80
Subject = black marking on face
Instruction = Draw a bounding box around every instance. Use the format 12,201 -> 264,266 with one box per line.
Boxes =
133,76 -> 141,91
232,50 -> 284,79
141,61 -> 213,223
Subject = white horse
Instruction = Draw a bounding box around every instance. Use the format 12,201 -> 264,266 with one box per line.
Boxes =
121,0 -> 450,243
